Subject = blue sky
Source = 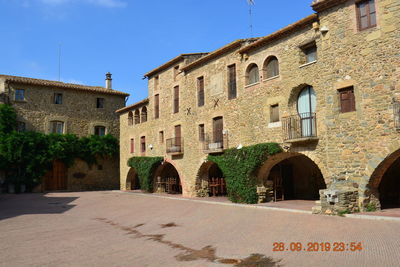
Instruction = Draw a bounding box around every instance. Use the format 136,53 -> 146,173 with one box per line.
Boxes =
0,0 -> 313,104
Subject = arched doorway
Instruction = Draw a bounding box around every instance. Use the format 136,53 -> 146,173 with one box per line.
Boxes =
153,163 -> 182,194
196,161 -> 227,197
259,153 -> 326,201
126,168 -> 140,190
369,149 -> 400,209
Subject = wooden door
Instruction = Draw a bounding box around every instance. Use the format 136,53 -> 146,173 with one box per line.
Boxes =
44,160 -> 67,191
174,125 -> 181,147
213,117 -> 223,144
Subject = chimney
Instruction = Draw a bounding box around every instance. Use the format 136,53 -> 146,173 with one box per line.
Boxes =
105,72 -> 112,89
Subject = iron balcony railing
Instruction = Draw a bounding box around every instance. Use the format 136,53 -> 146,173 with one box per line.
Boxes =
166,137 -> 184,154
202,133 -> 225,153
282,112 -> 317,141
394,102 -> 400,130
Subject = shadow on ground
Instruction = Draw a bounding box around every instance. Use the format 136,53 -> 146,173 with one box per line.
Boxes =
95,218 -> 283,267
0,193 -> 77,220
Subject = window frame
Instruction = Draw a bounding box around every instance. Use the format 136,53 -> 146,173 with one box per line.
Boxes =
338,87 -> 356,113
96,98 -> 105,109
94,125 -> 106,136
264,56 -> 280,79
197,76 -> 205,107
270,104 -> 280,123
246,64 -> 260,86
15,89 -> 25,101
50,121 -> 64,134
54,93 -> 63,105
227,64 -> 237,100
198,124 -> 205,142
356,0 -> 377,31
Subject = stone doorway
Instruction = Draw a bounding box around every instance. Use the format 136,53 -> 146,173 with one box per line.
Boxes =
126,168 -> 140,190
196,161 -> 227,197
378,157 -> 400,209
153,163 -> 182,194
259,153 -> 326,202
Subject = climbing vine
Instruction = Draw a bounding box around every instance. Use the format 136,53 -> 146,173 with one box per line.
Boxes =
127,157 -> 163,192
208,143 -> 282,204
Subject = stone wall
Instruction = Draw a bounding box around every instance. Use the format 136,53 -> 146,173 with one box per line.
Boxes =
120,0 -> 400,212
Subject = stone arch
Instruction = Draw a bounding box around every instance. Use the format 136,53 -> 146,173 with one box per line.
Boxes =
367,148 -> 400,209
195,161 -> 226,197
134,109 -> 140,124
125,168 -> 140,190
128,111 -> 133,126
141,106 -> 147,123
245,63 -> 260,85
153,161 -> 182,194
263,56 -> 280,79
257,152 -> 326,201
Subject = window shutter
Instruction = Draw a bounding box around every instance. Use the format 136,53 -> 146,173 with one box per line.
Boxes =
198,77 -> 204,107
213,117 -> 223,143
228,64 -> 237,99
154,94 -> 159,119
174,86 -> 179,113
339,87 -> 356,113
130,138 -> 134,153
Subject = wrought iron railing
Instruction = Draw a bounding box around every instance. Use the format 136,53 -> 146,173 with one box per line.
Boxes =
203,133 -> 225,153
394,102 -> 400,130
282,112 -> 317,141
166,137 -> 184,154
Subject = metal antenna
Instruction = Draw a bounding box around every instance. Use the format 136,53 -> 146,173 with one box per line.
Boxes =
247,0 -> 255,37
58,44 -> 62,81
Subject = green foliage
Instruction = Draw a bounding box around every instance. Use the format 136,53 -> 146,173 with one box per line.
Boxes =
127,157 -> 163,192
0,104 -> 17,134
208,143 -> 282,204
365,202 -> 378,212
337,209 -> 351,217
0,105 -> 119,190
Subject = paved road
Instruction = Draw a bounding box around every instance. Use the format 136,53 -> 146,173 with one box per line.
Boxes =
0,191 -> 399,267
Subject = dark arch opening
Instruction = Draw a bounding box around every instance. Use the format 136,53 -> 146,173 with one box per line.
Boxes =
153,163 -> 182,194
126,168 -> 140,190
264,154 -> 326,201
378,157 -> 400,209
196,161 -> 227,197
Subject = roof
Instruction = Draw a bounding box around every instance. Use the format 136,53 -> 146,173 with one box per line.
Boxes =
0,74 -> 129,97
144,53 -> 209,78
116,98 -> 149,114
238,14 -> 319,54
181,38 -> 259,73
311,0 -> 348,12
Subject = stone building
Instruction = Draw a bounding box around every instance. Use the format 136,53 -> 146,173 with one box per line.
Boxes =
118,0 -> 400,214
0,73 -> 129,191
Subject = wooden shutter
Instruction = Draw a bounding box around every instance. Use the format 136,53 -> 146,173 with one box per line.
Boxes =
357,0 -> 376,30
130,138 -> 134,153
339,88 -> 356,113
270,104 -> 280,123
174,86 -> 179,113
175,125 -> 181,146
228,64 -> 237,99
198,77 -> 205,107
140,136 -> 146,154
213,117 -> 223,143
199,124 -> 205,141
154,94 -> 159,119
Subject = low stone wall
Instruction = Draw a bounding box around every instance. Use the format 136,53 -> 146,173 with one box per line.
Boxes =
312,188 -> 359,215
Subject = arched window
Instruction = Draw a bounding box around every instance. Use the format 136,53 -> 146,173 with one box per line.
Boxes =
134,109 -> 140,124
264,56 -> 279,79
246,64 -> 259,85
141,106 -> 147,123
128,111 -> 133,126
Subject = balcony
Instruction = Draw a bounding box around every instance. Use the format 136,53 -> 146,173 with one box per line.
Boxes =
166,137 -> 184,155
394,102 -> 400,130
203,134 -> 225,154
282,112 -> 318,143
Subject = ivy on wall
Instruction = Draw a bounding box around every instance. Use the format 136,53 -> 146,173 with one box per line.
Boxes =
127,157 -> 163,192
208,143 -> 282,204
0,104 -> 119,191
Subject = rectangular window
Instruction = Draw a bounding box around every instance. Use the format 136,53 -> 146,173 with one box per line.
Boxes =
159,131 -> 164,144
140,136 -> 146,154
173,86 -> 179,113
154,94 -> 160,119
50,121 -> 64,134
130,138 -> 134,153
174,66 -> 179,81
198,124 -> 205,142
339,87 -> 356,113
54,93 -> 63,104
228,64 -> 237,99
197,76 -> 205,107
94,126 -> 106,136
97,98 -> 105,108
17,121 -> 26,132
175,125 -> 182,147
154,75 -> 159,90
15,89 -> 25,101
213,117 -> 223,144
357,0 -> 376,31
270,104 -> 280,123
304,43 -> 317,63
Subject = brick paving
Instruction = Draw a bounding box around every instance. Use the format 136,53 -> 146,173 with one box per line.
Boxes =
1,191 -> 400,267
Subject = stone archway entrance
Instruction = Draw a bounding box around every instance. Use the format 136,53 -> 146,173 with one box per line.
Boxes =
153,163 -> 182,194
196,161 -> 227,197
259,153 -> 326,202
126,168 -> 140,190
369,149 -> 400,210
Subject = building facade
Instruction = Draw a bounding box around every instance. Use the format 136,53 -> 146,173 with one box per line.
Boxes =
119,0 -> 400,214
0,73 -> 129,191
